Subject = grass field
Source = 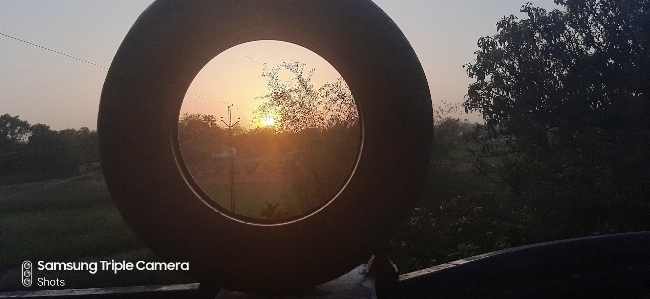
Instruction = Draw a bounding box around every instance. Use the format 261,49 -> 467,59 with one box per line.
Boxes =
0,173 -> 194,291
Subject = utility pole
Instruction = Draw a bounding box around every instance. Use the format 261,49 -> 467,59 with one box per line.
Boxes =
221,105 -> 240,212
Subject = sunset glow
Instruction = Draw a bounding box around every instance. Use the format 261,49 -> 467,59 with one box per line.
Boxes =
261,116 -> 276,127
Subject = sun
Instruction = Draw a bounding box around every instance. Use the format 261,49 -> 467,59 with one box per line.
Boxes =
254,111 -> 279,128
261,116 -> 276,127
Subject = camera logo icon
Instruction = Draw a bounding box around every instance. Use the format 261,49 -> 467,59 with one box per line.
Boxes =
22,261 -> 32,287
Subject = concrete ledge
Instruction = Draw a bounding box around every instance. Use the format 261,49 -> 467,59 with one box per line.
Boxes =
388,232 -> 650,298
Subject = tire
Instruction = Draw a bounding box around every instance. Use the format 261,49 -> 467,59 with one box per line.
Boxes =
99,0 -> 432,293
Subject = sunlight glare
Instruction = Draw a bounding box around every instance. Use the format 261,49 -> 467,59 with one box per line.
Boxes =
262,116 -> 276,127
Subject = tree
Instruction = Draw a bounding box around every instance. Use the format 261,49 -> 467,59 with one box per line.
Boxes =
463,0 -> 650,238
252,61 -> 360,214
59,127 -> 99,167
177,112 -> 228,168
0,114 -> 30,147
254,60 -> 358,133
390,111 -> 525,273
177,113 -> 222,143
0,115 -> 91,179
27,123 -> 74,174
0,114 -> 32,177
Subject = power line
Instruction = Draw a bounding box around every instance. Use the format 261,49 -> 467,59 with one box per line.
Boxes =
0,32 -> 255,111
187,93 -> 253,111
235,107 -> 255,125
0,32 -> 109,70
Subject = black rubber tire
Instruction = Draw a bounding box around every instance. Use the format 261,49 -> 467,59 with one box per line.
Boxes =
99,0 -> 432,293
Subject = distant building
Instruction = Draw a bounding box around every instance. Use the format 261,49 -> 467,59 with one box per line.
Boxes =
212,147 -> 236,159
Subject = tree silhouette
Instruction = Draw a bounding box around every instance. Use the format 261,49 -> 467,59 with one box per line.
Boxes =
254,60 -> 358,133
0,114 -> 31,146
463,0 -> 650,238
251,61 -> 361,216
0,114 -> 99,181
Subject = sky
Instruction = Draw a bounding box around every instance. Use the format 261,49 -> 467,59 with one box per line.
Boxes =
0,0 -> 560,131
